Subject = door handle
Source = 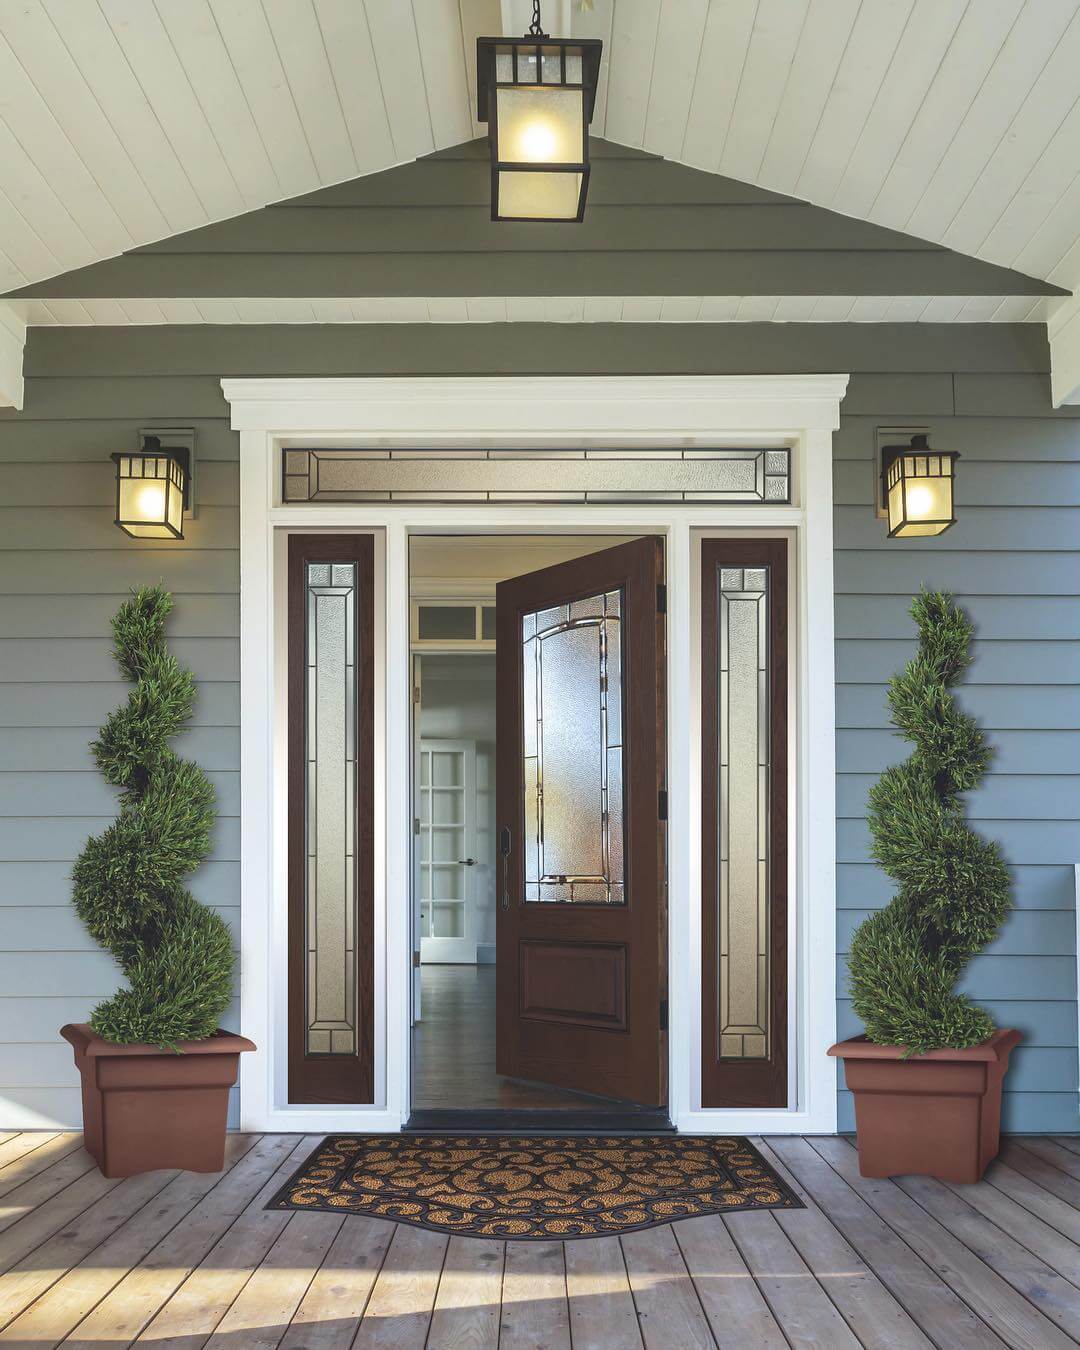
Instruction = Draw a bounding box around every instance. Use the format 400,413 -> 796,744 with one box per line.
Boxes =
457,857 -> 478,866
499,826 -> 512,910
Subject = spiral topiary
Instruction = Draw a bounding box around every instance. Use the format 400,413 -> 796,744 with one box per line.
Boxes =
847,590 -> 1011,1056
71,585 -> 235,1048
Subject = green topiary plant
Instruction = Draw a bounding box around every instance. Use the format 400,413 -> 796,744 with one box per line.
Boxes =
847,590 -> 1011,1056
71,585 -> 235,1048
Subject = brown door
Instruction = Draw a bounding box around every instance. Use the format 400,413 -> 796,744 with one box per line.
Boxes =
495,537 -> 667,1107
287,534 -> 375,1104
700,538 -> 788,1108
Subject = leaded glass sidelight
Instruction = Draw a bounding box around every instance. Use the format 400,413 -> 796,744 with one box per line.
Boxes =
305,561 -> 358,1055
522,589 -> 625,903
718,567 -> 771,1060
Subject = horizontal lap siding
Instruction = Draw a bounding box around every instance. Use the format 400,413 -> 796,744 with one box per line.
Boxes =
0,322 -> 1076,1132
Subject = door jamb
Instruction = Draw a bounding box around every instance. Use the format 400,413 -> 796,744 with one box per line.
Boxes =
227,375 -> 844,1135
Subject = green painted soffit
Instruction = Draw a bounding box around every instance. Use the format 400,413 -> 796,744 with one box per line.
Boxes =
4,138 -> 1066,302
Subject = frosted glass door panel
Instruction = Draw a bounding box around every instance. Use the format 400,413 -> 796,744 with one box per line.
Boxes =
718,567 -> 769,1061
522,589 -> 625,904
305,562 -> 358,1056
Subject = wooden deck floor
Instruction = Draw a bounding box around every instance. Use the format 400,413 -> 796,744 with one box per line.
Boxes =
0,1132 -> 1079,1347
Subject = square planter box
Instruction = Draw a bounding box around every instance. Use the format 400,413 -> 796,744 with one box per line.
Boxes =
61,1023 -> 255,1178
828,1028 -> 1021,1184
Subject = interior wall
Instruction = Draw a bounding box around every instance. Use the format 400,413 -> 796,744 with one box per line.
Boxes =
0,321 -> 1076,1131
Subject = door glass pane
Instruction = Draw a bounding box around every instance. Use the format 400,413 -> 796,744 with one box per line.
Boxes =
718,567 -> 770,1060
305,560 -> 358,1056
418,605 -> 476,640
521,588 -> 625,903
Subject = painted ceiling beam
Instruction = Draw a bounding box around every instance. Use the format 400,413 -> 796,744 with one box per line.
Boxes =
1048,291 -> 1080,406
0,302 -> 25,409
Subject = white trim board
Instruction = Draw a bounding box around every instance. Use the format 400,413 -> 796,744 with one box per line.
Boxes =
224,374 -> 844,1136
0,301 -> 25,408
9,295 -> 1052,327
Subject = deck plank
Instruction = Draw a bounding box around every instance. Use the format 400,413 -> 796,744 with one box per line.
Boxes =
620,1224 -> 713,1350
985,1160 -> 1080,1245
0,1146 -> 100,1239
813,1137 -> 1076,1350
564,1234 -> 642,1350
203,1211 -> 344,1350
499,1241 -> 570,1350
754,1139 -> 932,1349
0,1136 -> 258,1348
672,1214 -> 785,1349
999,1141 -> 1080,1208
723,1209 -> 861,1348
769,1137 -> 1004,1349
894,1169 -> 1080,1337
277,1214 -> 393,1350
1051,1136 -> 1080,1157
132,1135 -> 321,1348
352,1224 -> 448,1350
0,1133 -> 59,1173
0,1136 -> 85,1203
426,1235 -> 503,1349
1014,1137 -> 1080,1181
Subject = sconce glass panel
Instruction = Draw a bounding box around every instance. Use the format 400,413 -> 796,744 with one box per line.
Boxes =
111,451 -> 185,539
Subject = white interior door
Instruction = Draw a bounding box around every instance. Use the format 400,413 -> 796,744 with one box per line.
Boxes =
418,738 -> 478,964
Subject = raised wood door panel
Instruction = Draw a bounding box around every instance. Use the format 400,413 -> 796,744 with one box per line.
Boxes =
495,536 -> 667,1107
287,534 -> 375,1104
701,538 -> 788,1109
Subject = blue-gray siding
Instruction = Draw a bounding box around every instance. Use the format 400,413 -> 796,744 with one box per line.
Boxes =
0,321 -> 1076,1132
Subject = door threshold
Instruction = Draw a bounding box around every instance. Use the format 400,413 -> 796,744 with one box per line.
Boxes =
404,1108 -> 675,1134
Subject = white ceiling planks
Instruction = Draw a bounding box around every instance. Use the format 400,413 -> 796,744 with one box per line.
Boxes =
0,0 -> 1077,307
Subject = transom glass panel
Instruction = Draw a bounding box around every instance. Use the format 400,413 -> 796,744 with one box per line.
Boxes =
304,561 -> 358,1056
717,566 -> 771,1060
522,589 -> 625,904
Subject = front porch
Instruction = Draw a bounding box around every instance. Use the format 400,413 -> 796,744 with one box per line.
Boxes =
1,1131 -> 1078,1348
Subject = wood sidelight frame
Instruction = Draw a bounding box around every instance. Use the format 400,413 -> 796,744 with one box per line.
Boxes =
287,533 -> 375,1103
700,538 -> 788,1108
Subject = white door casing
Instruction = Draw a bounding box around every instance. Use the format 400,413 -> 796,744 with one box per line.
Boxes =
226,375 -> 845,1134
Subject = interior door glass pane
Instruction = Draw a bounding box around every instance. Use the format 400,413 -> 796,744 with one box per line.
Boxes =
304,560 -> 358,1056
521,586 -> 625,903
717,567 -> 770,1061
418,605 -> 476,640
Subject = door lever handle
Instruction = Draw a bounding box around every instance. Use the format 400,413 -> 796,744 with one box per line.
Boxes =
457,858 -> 478,866
499,827 -> 512,910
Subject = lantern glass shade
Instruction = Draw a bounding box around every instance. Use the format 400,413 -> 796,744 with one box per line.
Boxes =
478,37 -> 601,222
882,439 -> 959,537
112,449 -> 186,539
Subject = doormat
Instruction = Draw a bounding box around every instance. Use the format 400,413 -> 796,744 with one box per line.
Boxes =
267,1134 -> 802,1239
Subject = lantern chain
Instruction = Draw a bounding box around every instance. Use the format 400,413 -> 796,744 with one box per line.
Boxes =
528,0 -> 547,37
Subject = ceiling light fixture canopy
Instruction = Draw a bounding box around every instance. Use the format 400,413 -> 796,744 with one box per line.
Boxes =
477,1 -> 602,222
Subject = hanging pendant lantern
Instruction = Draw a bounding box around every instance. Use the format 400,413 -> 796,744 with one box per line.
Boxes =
881,434 -> 960,538
477,2 -> 602,222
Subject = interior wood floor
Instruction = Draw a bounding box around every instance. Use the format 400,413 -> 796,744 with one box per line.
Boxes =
411,963 -> 635,1111
1,1131 -> 1079,1348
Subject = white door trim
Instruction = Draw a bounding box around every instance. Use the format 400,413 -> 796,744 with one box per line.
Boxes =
226,374 -> 845,1134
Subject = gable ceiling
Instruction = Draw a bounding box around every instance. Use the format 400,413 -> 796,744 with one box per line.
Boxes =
0,0 -> 1077,306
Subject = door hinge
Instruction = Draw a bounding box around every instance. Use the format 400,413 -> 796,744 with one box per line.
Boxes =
414,816 -> 420,835
657,582 -> 667,614
658,789 -> 668,821
659,998 -> 669,1032
412,950 -> 421,969
413,686 -> 421,704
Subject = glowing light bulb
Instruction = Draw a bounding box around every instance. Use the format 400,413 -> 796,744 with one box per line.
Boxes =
520,119 -> 557,161
906,485 -> 934,518
135,483 -> 166,520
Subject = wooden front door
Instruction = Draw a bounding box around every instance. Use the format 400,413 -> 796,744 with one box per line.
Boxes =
495,537 -> 667,1107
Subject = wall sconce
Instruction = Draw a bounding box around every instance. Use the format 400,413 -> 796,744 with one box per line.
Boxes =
880,433 -> 959,538
111,432 -> 193,539
476,2 -> 602,221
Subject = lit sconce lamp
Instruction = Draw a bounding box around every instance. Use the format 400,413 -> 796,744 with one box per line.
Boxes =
880,433 -> 960,538
111,434 -> 191,539
477,2 -> 602,222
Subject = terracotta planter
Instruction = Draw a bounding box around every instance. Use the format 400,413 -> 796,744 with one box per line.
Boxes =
828,1028 -> 1021,1183
61,1023 -> 255,1178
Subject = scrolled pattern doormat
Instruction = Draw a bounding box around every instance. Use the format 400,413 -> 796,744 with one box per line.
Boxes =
267,1134 -> 802,1238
